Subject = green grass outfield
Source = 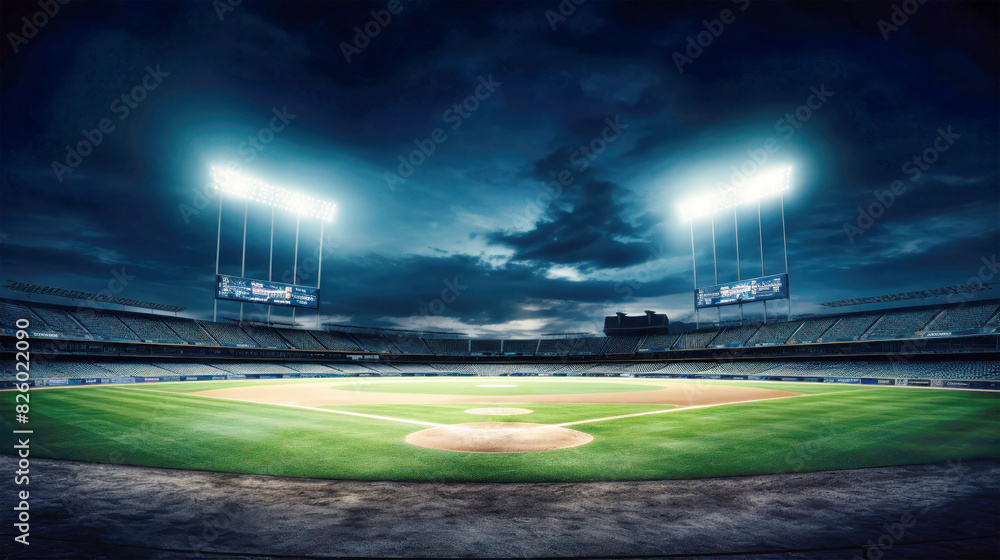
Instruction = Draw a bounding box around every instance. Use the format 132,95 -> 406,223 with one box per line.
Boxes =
1,378 -> 997,482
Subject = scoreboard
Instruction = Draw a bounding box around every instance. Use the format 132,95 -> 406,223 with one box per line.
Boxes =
695,273 -> 789,309
215,275 -> 319,309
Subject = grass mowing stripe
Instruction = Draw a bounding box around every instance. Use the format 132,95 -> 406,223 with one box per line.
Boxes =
556,388 -> 874,427
122,387 -> 447,427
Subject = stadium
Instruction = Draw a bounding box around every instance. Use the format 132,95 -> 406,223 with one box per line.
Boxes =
2,1 -> 999,559
2,284 -> 999,558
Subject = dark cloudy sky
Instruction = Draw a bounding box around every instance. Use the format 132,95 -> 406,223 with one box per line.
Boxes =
1,0 -> 998,336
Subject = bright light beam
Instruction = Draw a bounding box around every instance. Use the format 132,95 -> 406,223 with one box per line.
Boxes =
678,165 -> 792,222
211,166 -> 336,222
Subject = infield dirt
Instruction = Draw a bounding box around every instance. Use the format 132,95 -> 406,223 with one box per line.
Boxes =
194,380 -> 799,407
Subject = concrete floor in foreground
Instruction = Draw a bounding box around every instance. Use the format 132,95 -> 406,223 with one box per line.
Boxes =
0,457 -> 997,560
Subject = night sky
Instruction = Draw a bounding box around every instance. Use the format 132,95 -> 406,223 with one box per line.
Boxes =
1,0 -> 998,337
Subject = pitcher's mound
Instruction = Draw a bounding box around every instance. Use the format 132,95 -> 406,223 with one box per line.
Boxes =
465,407 -> 533,416
406,422 -> 593,453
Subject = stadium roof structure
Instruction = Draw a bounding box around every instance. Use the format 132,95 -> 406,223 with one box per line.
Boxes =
322,323 -> 467,338
819,284 -> 996,308
226,317 -> 302,328
3,281 -> 186,312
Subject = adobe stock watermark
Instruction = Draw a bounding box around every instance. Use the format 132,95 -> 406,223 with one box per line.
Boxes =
340,0 -> 411,63
544,0 -> 586,31
843,126 -> 959,244
238,107 -> 296,162
853,459 -> 966,560
672,0 -> 750,73
877,0 -> 928,41
178,106 -> 296,224
6,0 -> 70,54
51,65 -> 170,183
383,74 -> 501,191
213,0 -> 243,22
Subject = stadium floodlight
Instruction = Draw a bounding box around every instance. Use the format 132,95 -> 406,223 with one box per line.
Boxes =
210,166 -> 336,222
677,165 -> 792,222
679,164 -> 795,328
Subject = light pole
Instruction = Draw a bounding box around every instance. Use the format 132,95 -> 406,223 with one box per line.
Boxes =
211,166 -> 335,326
679,165 -> 792,327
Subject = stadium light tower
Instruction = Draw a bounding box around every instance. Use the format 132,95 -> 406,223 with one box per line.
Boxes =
211,166 -> 336,328
677,165 -> 792,328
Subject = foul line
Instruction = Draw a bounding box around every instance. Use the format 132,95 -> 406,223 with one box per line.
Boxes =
116,386 -> 877,432
554,389 -> 876,427
117,387 -> 446,428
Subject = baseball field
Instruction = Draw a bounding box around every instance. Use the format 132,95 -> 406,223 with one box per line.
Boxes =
2,376 -> 998,482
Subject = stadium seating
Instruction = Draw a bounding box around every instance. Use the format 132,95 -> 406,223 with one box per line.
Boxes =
383,334 -> 432,354
152,362 -> 228,374
819,314 -> 881,342
70,310 -> 140,341
328,363 -> 379,374
29,306 -> 92,339
674,330 -> 719,350
275,328 -> 325,350
631,362 -> 668,373
159,317 -> 219,345
710,325 -> 761,347
351,333 -> 400,354
470,339 -> 502,355
423,338 -> 470,356
390,363 -> 439,373
746,321 -> 801,346
0,300 -> 47,331
570,337 -> 608,356
240,325 -> 289,349
864,309 -> 938,339
282,362 -> 345,374
501,339 -> 539,355
90,362 -> 173,377
603,336 -> 642,355
310,330 -> 364,352
1,359 -> 58,379
47,361 -> 116,377
536,338 -> 578,356
5,358 -> 997,382
711,361 -> 781,375
637,334 -> 678,352
763,360 -> 1000,381
197,321 -> 258,347
787,317 -> 836,344
925,301 -> 1000,332
118,314 -> 186,343
210,362 -> 297,374
362,363 -> 403,374
655,361 -> 719,374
